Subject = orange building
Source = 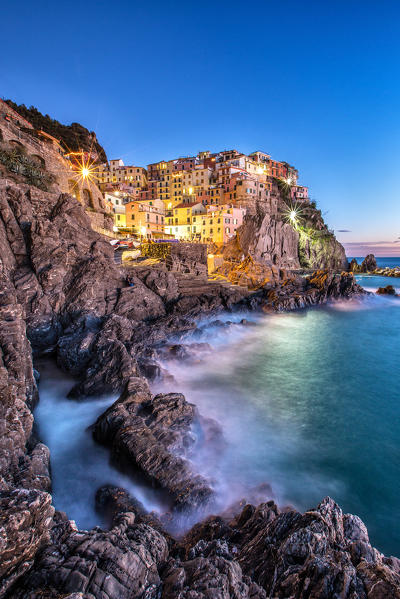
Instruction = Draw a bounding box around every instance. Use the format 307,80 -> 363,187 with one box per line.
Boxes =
125,199 -> 165,239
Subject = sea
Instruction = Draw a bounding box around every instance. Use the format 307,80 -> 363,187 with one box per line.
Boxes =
35,257 -> 400,556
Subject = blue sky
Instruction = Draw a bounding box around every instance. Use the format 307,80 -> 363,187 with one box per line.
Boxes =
2,0 -> 400,254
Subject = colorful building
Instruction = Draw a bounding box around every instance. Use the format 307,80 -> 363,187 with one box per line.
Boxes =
194,205 -> 246,244
125,198 -> 165,239
105,191 -> 127,230
100,148 -> 306,242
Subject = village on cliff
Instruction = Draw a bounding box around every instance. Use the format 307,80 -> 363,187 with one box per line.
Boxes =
0,98 -> 311,259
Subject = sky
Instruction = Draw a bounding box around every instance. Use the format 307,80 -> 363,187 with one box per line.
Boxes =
1,0 -> 400,255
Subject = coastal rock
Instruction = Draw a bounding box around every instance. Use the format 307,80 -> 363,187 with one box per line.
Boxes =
12,513 -> 169,599
376,285 -> 397,296
222,200 -> 348,272
0,488 -> 54,598
236,497 -> 400,598
129,266 -> 180,303
350,254 -> 378,274
246,270 -> 365,312
93,378 -> 218,513
222,207 -> 300,270
361,253 -> 378,272
349,258 -> 360,272
162,540 -> 267,599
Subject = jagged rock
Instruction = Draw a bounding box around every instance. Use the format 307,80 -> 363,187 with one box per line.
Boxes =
350,254 -> 378,274
237,497 -> 400,599
12,513 -> 169,599
349,258 -> 361,273
360,254 -> 378,273
376,285 -> 397,296
0,488 -> 54,598
223,208 -> 300,270
222,201 -> 348,272
131,266 -> 180,303
93,378 -> 218,513
162,540 -> 267,599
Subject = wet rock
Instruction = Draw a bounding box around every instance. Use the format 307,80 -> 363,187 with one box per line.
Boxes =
95,484 -> 147,523
93,379 -> 217,514
237,497 -> 400,599
12,513 -> 169,599
376,285 -> 397,296
162,540 -> 267,599
0,488 -> 54,598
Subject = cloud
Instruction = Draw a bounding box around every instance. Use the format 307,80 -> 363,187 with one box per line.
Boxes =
342,240 -> 400,257
337,229 -> 351,232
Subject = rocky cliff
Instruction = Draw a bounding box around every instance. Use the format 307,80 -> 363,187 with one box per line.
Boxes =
0,170 -> 398,597
220,192 -> 348,286
4,99 -> 107,163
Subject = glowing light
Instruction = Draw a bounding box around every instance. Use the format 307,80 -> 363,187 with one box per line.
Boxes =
188,187 -> 193,195
283,202 -> 304,229
140,226 -> 147,235
69,151 -> 99,186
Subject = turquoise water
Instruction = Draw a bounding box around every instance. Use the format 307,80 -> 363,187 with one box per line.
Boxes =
156,275 -> 400,556
35,268 -> 400,556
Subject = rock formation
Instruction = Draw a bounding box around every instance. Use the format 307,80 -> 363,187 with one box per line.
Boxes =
218,195 -> 348,287
349,254 -> 378,273
0,158 -> 396,597
376,285 -> 398,296
93,377 -> 220,514
9,496 -> 400,599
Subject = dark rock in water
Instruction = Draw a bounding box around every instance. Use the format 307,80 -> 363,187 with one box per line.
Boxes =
0,489 -> 54,598
376,285 -> 397,296
351,254 -> 378,274
253,270 -> 364,312
12,512 -> 169,599
361,253 -> 378,273
95,484 -> 147,522
93,378 -> 218,514
236,496 -> 400,598
349,258 -> 361,272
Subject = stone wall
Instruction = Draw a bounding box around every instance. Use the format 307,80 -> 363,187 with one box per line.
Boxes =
142,242 -> 208,276
0,108 -> 112,230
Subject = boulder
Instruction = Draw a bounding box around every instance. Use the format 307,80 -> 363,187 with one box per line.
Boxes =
93,378 -> 218,514
376,285 -> 397,296
360,254 -> 378,272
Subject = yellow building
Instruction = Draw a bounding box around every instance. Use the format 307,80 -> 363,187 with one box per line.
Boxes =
125,199 -> 165,239
164,202 -> 206,239
97,159 -> 147,192
193,205 -> 246,244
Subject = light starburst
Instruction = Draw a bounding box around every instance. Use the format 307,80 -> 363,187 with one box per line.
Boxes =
283,201 -> 305,229
66,151 -> 99,185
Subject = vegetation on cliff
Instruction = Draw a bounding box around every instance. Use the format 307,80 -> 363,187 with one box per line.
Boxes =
0,142 -> 55,191
4,99 -> 107,163
282,199 -> 348,271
